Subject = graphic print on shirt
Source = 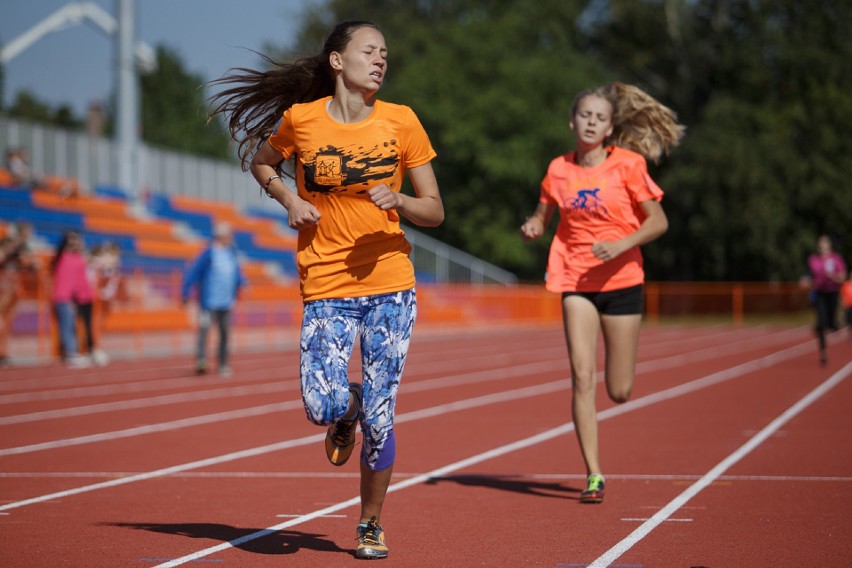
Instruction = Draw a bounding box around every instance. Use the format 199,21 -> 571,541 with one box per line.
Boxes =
305,141 -> 399,194
565,185 -> 609,219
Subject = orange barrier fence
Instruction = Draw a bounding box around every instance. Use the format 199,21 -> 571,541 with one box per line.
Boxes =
644,281 -> 810,324
6,278 -> 814,366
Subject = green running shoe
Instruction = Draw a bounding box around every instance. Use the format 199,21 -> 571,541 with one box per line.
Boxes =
580,473 -> 605,504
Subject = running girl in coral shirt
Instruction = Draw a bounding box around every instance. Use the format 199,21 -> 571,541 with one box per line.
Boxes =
521,82 -> 684,504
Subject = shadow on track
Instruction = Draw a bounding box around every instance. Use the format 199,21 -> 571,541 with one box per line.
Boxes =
424,473 -> 581,499
100,522 -> 351,556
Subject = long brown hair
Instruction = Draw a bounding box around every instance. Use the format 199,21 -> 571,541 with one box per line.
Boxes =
572,82 -> 686,163
207,21 -> 381,169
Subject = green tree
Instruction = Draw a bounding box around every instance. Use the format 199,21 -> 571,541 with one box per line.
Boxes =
140,46 -> 232,160
6,90 -> 81,128
582,0 -> 852,280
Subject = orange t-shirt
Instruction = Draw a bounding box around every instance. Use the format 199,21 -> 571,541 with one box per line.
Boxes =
267,97 -> 437,301
539,146 -> 663,293
841,280 -> 852,308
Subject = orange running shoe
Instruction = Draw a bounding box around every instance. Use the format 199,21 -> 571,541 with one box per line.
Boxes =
324,383 -> 362,466
355,516 -> 388,559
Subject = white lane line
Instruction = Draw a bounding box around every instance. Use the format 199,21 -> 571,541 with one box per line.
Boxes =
588,360 -> 852,568
0,382 -> 293,426
621,518 -> 693,522
0,325 -> 805,454
2,472 -> 850,482
0,401 -> 304,456
147,339 -> 826,567
0,324 -> 801,408
0,358 -> 566,426
0,362 -> 570,455
150,423 -> 580,568
0,379 -> 568,513
275,514 -> 346,518
0,471 -> 363,479
0,334 -> 820,514
0,375 -> 291,405
0,471 -> 852,484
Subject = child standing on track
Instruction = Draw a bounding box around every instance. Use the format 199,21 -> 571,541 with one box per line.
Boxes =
520,83 -> 684,504
208,20 -> 443,559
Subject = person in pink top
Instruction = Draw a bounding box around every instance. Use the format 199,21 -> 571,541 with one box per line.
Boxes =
521,82 -> 684,504
800,234 -> 847,365
50,230 -> 95,368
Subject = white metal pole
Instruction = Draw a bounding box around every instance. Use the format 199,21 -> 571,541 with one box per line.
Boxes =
116,0 -> 138,201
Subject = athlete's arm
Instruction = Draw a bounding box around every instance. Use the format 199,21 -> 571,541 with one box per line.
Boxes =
250,141 -> 320,230
520,202 -> 556,241
369,162 -> 444,227
592,199 -> 668,262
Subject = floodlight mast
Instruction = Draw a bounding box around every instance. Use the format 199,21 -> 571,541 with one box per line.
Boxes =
0,1 -> 155,201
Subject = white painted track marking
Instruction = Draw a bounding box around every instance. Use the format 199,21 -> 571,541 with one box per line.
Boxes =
145,338 -> 825,567
0,335 -> 821,516
588,360 -> 852,568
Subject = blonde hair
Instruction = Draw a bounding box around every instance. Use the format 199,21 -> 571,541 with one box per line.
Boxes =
572,82 -> 685,163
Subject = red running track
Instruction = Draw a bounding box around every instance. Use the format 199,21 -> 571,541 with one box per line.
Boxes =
0,322 -> 850,567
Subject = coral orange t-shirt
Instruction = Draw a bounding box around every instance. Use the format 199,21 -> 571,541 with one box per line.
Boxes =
267,97 -> 436,301
841,281 -> 852,309
539,146 -> 663,293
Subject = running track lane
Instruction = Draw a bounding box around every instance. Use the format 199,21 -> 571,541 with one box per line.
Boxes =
0,324 -> 850,566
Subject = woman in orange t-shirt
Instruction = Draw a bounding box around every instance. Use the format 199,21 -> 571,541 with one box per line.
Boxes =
521,83 -> 684,504
208,21 -> 443,560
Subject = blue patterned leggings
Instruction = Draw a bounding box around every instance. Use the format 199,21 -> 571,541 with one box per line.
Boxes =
300,288 -> 416,471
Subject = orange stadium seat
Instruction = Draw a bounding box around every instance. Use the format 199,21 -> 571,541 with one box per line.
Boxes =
84,216 -> 177,240
32,191 -> 129,218
136,239 -> 204,259
0,168 -> 15,186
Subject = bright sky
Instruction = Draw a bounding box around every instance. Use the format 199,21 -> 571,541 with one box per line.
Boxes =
1,0 -> 321,116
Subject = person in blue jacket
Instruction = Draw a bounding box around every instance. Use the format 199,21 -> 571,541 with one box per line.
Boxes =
181,222 -> 246,376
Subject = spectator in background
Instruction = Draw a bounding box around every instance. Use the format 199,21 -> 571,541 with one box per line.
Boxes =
181,222 -> 245,377
800,234 -> 847,365
51,231 -> 96,368
89,241 -> 125,319
4,147 -> 47,191
0,223 -> 38,367
4,147 -> 78,197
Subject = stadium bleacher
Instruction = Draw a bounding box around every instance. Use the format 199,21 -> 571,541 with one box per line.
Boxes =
1,180 -> 299,277
0,169 -> 304,354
